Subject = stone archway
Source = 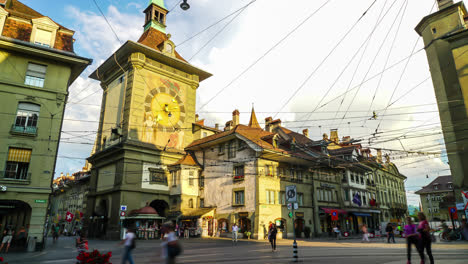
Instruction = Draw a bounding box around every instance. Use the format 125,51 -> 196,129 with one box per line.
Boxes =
0,200 -> 32,240
149,200 -> 169,217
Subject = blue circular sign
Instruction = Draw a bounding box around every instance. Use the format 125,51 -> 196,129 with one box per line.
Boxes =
450,208 -> 456,213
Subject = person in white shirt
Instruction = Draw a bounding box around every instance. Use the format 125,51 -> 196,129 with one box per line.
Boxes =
119,228 -> 136,264
333,225 -> 341,240
232,223 -> 239,245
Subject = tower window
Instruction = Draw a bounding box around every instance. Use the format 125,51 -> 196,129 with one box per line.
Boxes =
432,28 -> 437,34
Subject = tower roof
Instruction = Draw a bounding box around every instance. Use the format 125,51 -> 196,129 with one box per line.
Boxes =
248,107 -> 261,129
148,0 -> 167,10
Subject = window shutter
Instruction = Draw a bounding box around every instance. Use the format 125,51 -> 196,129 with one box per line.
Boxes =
35,28 -> 52,46
27,63 -> 47,78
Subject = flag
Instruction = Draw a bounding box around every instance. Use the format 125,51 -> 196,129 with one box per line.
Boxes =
352,193 -> 362,207
370,198 -> 376,206
65,211 -> 74,223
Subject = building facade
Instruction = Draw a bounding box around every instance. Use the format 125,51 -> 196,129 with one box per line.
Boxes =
416,175 -> 455,221
0,0 -> 90,249
85,0 -> 212,239
415,0 -> 468,211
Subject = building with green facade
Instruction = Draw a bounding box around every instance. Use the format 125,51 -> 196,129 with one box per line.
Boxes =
0,0 -> 91,249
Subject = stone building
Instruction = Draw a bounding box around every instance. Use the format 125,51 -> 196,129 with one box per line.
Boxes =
85,0 -> 212,239
185,110 -> 330,239
416,175 -> 455,221
415,0 -> 468,210
49,171 -> 91,235
0,0 -> 91,249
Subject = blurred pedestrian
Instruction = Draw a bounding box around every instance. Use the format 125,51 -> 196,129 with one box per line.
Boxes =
232,223 -> 239,245
386,223 -> 395,243
162,223 -> 181,264
76,230 -> 88,259
417,212 -> 434,264
461,219 -> 468,240
17,226 -> 27,249
404,217 -> 423,264
119,228 -> 136,264
268,224 -> 277,252
361,224 -> 370,243
333,225 -> 341,240
0,227 -> 14,253
52,224 -> 59,243
184,225 -> 189,239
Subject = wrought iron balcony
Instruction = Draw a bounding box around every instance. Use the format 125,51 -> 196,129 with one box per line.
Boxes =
10,125 -> 38,136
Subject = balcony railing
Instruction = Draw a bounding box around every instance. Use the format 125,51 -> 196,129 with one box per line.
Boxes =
10,125 -> 38,136
0,171 -> 31,184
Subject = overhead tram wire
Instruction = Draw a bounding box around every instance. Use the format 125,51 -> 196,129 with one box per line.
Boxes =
188,0 -> 256,61
176,1 -> 259,47
330,0 -> 395,128
374,0 -> 438,132
272,0 -> 379,119
338,0 -> 409,128
196,0 -> 332,112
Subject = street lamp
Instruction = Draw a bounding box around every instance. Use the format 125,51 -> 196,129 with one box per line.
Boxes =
180,0 -> 190,10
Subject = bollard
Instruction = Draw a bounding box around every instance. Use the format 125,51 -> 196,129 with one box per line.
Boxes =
292,241 -> 298,262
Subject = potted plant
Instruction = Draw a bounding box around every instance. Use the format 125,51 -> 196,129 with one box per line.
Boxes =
244,231 -> 252,239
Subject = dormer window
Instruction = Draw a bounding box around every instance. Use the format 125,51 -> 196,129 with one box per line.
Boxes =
433,184 -> 438,190
31,17 -> 59,48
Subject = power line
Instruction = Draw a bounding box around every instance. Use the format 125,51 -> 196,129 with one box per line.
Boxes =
196,0 -> 332,112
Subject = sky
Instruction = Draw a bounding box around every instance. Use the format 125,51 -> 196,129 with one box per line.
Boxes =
21,0 -> 460,206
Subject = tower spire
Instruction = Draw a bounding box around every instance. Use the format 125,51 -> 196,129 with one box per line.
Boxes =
248,107 -> 261,129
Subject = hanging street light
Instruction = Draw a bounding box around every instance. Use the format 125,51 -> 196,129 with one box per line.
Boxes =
180,0 -> 190,10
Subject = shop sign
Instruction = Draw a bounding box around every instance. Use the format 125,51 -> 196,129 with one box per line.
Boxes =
238,212 -> 249,218
320,183 -> 335,189
35,199 -> 47,203
295,212 -> 304,218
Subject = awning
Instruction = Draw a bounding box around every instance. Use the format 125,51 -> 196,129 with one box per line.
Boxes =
178,208 -> 215,220
353,213 -> 371,217
8,148 -> 31,163
321,207 -> 347,214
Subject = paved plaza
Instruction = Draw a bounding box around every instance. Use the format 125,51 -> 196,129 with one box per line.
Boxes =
1,236 -> 467,264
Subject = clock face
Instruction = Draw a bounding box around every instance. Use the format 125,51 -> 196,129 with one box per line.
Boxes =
144,86 -> 185,132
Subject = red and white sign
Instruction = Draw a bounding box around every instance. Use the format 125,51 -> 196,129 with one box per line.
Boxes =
120,211 -> 126,217
65,211 -> 74,223
343,232 -> 349,237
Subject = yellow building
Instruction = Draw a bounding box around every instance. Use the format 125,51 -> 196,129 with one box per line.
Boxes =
86,0 -> 212,239
415,0 -> 468,209
416,175 -> 454,221
0,0 -> 90,249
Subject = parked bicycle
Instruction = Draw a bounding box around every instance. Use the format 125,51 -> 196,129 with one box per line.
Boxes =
439,228 -> 462,241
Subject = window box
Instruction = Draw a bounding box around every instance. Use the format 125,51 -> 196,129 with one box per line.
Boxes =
10,125 -> 38,136
233,175 -> 244,181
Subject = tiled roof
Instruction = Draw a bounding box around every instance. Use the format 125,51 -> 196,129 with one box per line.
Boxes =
415,175 -> 453,194
1,0 -> 74,52
186,124 -> 319,161
137,27 -> 187,62
172,154 -> 199,166
328,146 -> 357,156
276,127 -> 312,146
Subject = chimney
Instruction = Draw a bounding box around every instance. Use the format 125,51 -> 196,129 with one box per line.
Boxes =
323,133 -> 328,141
265,117 -> 273,132
195,114 -> 199,122
437,0 -> 453,10
232,109 -> 240,126
270,119 -> 282,130
215,123 -> 219,130
302,129 -> 309,138
377,149 -> 382,163
330,129 -> 339,143
224,120 -> 233,131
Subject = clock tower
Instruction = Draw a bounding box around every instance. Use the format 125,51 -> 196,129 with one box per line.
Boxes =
86,0 -> 212,239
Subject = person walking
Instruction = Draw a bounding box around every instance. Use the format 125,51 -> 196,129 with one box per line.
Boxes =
333,225 -> 341,240
76,230 -> 88,263
386,223 -> 395,243
119,228 -> 136,264
184,225 -> 189,239
404,217 -> 423,264
52,224 -> 60,243
417,212 -> 434,264
268,224 -> 278,252
0,227 -> 14,253
162,223 -> 181,264
361,224 -> 370,243
17,226 -> 27,249
232,223 -> 239,245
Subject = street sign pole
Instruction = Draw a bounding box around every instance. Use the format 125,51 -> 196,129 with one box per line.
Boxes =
292,205 -> 298,262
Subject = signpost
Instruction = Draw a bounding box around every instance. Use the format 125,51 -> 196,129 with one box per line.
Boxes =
331,210 -> 339,221
286,185 -> 298,262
